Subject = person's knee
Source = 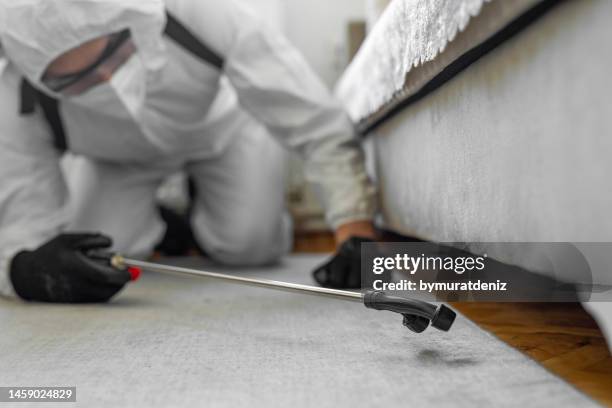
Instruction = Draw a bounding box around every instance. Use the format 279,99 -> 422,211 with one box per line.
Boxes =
198,216 -> 291,266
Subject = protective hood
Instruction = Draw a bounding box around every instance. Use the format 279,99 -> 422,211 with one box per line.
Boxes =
0,0 -> 167,87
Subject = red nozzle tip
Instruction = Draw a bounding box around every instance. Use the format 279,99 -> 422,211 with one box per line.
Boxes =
128,267 -> 142,281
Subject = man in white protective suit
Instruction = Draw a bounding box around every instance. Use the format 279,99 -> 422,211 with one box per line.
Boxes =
0,0 -> 377,303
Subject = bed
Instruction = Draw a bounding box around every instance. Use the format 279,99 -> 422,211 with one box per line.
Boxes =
336,0 -> 612,342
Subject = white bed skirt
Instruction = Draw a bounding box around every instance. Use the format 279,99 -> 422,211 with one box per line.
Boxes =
339,0 -> 612,345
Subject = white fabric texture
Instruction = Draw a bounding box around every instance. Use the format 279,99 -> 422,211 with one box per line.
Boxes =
336,0 -> 540,125
0,63 -> 69,299
64,108 -> 292,266
349,0 -> 612,345
0,0 -> 376,297
0,255 -> 598,407
0,0 -> 167,88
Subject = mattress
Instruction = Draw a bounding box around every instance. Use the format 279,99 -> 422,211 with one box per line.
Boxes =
336,0 -> 556,131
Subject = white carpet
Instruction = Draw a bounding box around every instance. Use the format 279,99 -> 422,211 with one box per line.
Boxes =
0,255 -> 596,407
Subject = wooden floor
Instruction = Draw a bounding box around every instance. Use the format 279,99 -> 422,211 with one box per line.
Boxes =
294,232 -> 612,407
452,302 -> 612,406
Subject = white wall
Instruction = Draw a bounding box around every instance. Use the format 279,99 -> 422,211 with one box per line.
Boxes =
245,0 -> 366,87
280,0 -> 366,87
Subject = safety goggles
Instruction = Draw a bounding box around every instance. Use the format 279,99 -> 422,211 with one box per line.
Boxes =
42,29 -> 136,95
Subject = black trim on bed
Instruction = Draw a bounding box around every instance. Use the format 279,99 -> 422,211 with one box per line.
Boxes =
359,0 -> 566,136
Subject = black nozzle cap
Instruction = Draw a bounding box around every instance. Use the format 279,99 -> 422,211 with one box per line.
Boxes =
402,314 -> 430,333
431,305 -> 456,331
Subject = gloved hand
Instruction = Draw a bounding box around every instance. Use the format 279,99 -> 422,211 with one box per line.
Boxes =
9,233 -> 131,303
312,236 -> 374,289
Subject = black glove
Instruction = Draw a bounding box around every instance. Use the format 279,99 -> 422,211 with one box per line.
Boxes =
312,236 -> 373,289
10,233 -> 131,303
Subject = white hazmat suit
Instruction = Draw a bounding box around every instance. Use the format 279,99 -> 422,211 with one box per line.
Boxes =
0,0 -> 376,298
